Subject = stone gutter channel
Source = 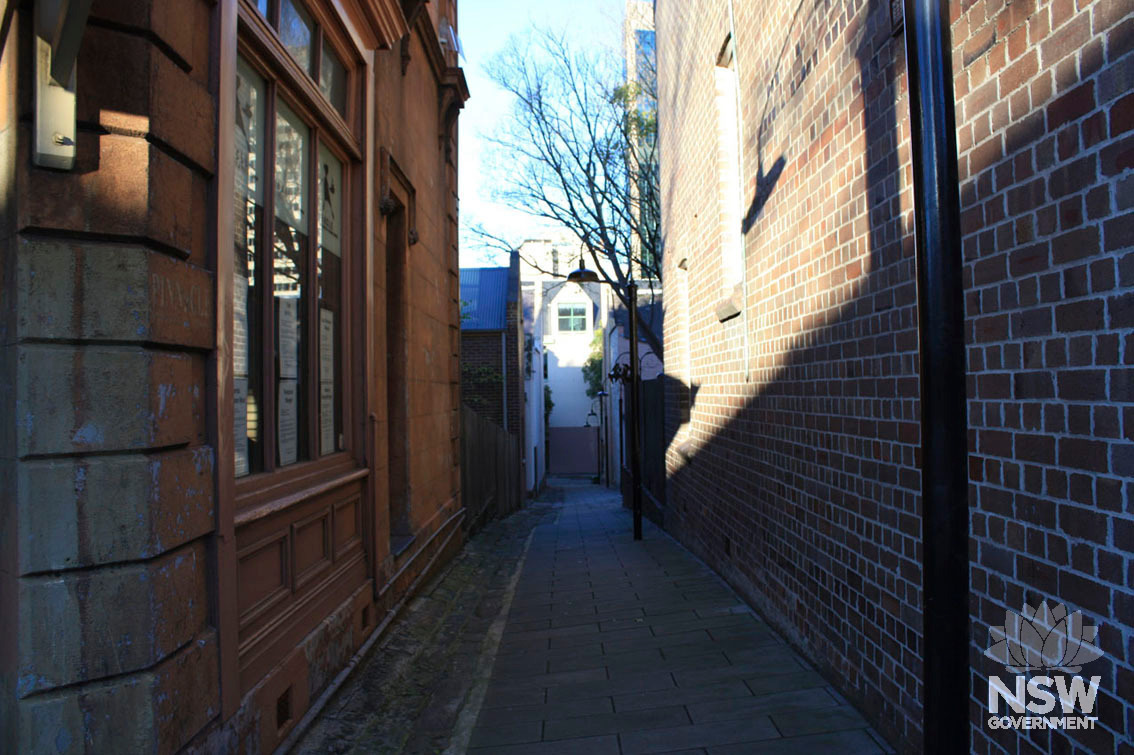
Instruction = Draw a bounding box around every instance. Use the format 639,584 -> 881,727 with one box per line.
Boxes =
283,498 -> 558,754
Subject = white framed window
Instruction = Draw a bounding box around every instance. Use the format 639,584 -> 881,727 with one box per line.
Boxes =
714,38 -> 743,306
557,304 -> 587,332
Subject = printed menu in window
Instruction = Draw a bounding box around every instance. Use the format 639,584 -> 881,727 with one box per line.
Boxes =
278,296 -> 300,380
234,378 -> 249,476
278,379 -> 298,466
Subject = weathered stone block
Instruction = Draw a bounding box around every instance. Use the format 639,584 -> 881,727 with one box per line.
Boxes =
17,629 -> 218,755
0,11 -> 17,245
89,0 -> 212,85
15,344 -> 202,456
17,542 -> 208,696
17,446 -> 215,574
18,131 -> 208,264
77,25 -> 216,173
16,238 -> 215,349
0,460 -> 15,755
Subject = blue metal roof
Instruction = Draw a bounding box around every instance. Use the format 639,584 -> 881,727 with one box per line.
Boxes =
460,267 -> 509,331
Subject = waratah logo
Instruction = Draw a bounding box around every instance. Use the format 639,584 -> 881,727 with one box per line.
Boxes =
985,602 -> 1104,674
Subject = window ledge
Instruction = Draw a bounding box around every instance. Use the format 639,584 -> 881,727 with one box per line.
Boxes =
235,465 -> 368,527
714,293 -> 742,323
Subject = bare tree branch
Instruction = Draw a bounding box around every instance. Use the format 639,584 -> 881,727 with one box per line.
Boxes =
482,27 -> 662,354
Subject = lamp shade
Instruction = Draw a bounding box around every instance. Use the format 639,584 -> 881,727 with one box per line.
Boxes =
566,265 -> 601,284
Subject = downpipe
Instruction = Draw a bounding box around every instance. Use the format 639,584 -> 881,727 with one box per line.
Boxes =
902,0 -> 970,751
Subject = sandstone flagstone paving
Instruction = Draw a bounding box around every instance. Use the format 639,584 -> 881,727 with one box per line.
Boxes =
291,479 -> 890,754
467,479 -> 891,754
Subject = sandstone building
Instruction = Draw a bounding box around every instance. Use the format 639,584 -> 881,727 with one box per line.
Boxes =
0,0 -> 467,751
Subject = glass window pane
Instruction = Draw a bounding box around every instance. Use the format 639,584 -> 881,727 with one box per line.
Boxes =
320,45 -> 348,118
234,57 -> 266,477
317,143 -> 343,455
558,304 -> 586,332
274,99 -> 310,466
279,0 -> 314,76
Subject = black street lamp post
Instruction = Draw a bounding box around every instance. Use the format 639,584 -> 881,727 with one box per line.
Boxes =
568,261 -> 642,541
596,390 -> 608,487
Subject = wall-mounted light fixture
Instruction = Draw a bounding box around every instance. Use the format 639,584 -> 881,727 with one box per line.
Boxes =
33,0 -> 92,170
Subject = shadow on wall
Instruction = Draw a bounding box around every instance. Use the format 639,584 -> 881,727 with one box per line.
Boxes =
658,0 -> 925,749
660,0 -> 1132,750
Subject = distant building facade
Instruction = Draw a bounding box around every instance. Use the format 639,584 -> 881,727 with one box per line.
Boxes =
0,1 -> 467,751
657,0 -> 1132,751
622,0 -> 659,277
521,279 -> 548,494
519,236 -> 608,475
460,253 -> 523,435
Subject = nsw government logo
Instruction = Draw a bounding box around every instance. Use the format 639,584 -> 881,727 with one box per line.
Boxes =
984,602 -> 1103,731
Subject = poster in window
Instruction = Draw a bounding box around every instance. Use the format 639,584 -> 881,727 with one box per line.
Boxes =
278,379 -> 298,466
319,308 -> 335,381
234,378 -> 249,477
318,144 -> 342,257
320,381 -> 335,456
234,273 -> 249,378
278,296 -> 300,380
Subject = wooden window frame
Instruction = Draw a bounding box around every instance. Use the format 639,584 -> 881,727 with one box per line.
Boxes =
233,0 -> 366,516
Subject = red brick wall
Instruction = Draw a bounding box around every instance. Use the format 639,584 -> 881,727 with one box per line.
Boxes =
460,319 -> 524,436
658,0 -> 1132,750
657,0 -> 922,747
461,332 -> 507,426
505,293 -> 525,441
954,0 -> 1133,750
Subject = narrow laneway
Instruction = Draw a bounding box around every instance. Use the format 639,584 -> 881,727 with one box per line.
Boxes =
464,480 -> 887,754
292,480 -> 890,753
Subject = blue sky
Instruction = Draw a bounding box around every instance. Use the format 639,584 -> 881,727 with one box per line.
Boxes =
457,0 -> 625,266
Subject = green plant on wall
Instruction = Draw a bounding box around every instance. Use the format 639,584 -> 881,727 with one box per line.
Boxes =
582,329 -> 604,398
461,364 -> 503,412
544,384 -> 554,423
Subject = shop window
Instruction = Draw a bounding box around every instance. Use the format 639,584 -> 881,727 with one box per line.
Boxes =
234,0 -> 357,481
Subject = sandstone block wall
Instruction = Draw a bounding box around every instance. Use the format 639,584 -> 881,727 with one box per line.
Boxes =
0,1 -> 220,751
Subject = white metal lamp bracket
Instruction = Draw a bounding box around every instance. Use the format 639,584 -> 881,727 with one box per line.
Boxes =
33,0 -> 92,170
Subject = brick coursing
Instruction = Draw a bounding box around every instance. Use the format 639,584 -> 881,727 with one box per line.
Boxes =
461,332 -> 509,427
656,0 -> 1132,751
460,265 -> 524,438
460,321 -> 524,435
658,0 -> 922,746
954,0 -> 1133,751
504,293 -> 525,441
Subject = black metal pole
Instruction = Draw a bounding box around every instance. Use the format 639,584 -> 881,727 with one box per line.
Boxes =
902,0 -> 969,750
628,281 -> 643,540
599,395 -> 607,486
594,407 -> 601,481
